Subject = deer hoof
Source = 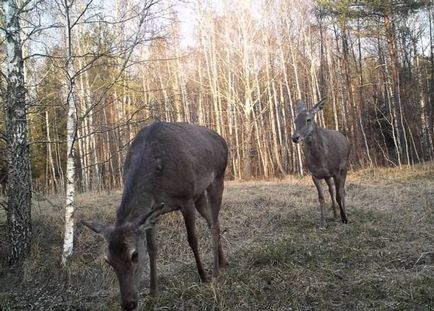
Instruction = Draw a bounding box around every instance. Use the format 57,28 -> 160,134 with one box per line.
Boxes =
200,274 -> 210,283
219,259 -> 229,269
341,218 -> 348,224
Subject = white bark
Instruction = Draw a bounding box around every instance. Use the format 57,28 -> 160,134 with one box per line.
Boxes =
62,0 -> 78,265
46,111 -> 58,189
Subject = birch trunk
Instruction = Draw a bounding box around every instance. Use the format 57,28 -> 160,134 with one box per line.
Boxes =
62,0 -> 78,265
3,0 -> 33,265
46,111 -> 58,190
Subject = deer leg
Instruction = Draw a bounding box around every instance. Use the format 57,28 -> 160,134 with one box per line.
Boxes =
195,191 -> 211,227
206,177 -> 227,275
195,191 -> 221,276
312,176 -> 326,229
145,228 -> 158,296
181,201 -> 209,282
334,172 -> 348,224
325,177 -> 338,220
195,191 -> 222,273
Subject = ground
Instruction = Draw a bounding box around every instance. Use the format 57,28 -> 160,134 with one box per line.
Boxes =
0,165 -> 433,310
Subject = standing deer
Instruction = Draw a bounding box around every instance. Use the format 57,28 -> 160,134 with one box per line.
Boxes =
291,98 -> 350,228
83,122 -> 228,311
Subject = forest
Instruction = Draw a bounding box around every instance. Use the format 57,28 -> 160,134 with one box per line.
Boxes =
0,0 -> 433,309
1,0 -> 434,190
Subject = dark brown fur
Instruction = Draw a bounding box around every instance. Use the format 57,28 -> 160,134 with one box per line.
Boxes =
83,122 -> 228,310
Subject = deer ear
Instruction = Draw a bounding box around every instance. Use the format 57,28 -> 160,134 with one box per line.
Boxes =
310,98 -> 327,114
295,99 -> 307,114
135,203 -> 165,229
82,221 -> 110,235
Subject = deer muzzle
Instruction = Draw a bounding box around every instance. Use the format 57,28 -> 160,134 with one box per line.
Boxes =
292,134 -> 301,143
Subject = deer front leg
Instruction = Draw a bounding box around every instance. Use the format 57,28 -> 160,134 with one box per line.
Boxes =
312,176 -> 326,229
325,177 -> 338,220
181,201 -> 209,283
334,172 -> 348,224
146,228 -> 158,296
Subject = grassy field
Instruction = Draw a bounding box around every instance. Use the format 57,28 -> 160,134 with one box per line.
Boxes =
1,165 -> 433,310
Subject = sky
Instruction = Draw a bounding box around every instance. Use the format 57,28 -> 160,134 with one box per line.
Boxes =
176,1 -> 198,47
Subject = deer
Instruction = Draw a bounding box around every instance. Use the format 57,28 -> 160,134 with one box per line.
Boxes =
82,121 -> 228,311
291,98 -> 350,229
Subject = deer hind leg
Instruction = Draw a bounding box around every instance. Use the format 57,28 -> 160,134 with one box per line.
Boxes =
312,176 -> 326,229
205,177 -> 227,276
195,190 -> 222,275
181,201 -> 209,282
145,228 -> 158,296
325,177 -> 338,220
195,191 -> 220,276
333,171 -> 348,224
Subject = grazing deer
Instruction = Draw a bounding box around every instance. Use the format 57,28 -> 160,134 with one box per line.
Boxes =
292,98 -> 350,228
83,122 -> 228,311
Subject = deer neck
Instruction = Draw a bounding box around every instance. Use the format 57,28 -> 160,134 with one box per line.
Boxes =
304,124 -> 320,147
303,125 -> 324,159
116,189 -> 154,227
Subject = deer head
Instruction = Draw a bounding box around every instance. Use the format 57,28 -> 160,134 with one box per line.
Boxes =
82,203 -> 164,311
292,98 -> 326,143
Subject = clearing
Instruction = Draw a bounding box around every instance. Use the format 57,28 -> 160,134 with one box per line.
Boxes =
0,165 -> 433,310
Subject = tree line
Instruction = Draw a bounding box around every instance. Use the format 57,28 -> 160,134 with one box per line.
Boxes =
3,0 -> 434,189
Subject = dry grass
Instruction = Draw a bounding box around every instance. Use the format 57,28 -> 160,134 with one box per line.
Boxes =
1,164 -> 433,310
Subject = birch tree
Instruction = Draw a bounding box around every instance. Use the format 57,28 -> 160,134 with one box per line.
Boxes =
61,0 -> 79,265
2,0 -> 33,265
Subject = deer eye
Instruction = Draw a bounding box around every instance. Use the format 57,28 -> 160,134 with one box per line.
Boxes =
131,250 -> 138,263
306,118 -> 311,123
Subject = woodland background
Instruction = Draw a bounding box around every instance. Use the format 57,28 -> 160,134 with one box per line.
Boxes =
1,0 -> 434,194
0,1 -> 433,305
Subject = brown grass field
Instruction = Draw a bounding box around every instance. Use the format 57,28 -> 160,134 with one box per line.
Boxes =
1,165 -> 434,310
